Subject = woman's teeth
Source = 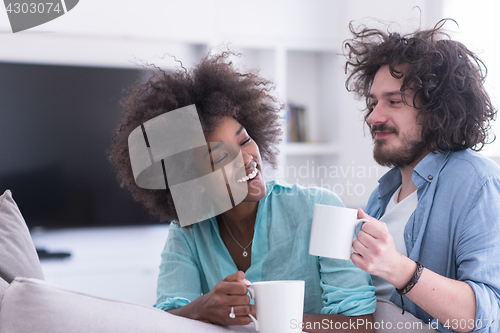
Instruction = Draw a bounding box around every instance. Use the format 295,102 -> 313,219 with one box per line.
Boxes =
236,169 -> 259,183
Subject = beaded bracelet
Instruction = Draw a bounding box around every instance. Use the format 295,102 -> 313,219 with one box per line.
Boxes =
396,261 -> 424,314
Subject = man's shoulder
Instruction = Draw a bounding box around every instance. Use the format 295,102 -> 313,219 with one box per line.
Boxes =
443,150 -> 500,181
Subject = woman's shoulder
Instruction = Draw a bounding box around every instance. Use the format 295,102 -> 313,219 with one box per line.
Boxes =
168,218 -> 213,240
164,218 -> 216,255
265,180 -> 344,207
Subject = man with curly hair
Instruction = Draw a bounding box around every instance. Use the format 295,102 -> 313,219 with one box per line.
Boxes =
344,20 -> 500,332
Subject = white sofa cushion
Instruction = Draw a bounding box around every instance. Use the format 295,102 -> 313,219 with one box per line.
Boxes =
0,278 -> 257,333
0,277 -> 8,304
0,190 -> 44,284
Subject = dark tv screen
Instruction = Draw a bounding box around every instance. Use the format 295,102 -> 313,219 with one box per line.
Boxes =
0,62 -> 160,229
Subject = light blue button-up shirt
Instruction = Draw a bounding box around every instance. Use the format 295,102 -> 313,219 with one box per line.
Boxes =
155,181 -> 376,316
365,149 -> 500,332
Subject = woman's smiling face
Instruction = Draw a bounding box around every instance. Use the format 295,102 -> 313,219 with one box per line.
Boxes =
205,116 -> 266,203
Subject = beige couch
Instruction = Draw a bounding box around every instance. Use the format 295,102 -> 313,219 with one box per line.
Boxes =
0,190 -> 255,333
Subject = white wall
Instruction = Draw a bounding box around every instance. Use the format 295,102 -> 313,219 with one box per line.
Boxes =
442,0 -> 500,156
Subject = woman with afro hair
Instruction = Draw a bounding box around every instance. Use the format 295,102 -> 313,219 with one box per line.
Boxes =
109,52 -> 376,330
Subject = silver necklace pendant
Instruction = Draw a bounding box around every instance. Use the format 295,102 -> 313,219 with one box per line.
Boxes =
221,215 -> 253,258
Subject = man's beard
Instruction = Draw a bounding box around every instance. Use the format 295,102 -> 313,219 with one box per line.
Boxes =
371,124 -> 426,168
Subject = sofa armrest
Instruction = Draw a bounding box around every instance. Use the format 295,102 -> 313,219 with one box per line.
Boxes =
0,278 -> 257,333
0,190 -> 44,284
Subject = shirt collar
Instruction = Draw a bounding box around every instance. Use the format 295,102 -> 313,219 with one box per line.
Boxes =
412,151 -> 451,188
377,150 -> 452,196
378,167 -> 402,198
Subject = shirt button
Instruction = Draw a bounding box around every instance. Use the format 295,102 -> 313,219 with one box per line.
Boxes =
428,175 -> 433,180
407,234 -> 411,239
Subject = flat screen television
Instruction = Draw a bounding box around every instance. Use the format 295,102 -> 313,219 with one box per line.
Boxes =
0,62 -> 161,229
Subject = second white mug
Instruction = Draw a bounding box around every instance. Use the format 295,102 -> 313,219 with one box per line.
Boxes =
309,205 -> 368,260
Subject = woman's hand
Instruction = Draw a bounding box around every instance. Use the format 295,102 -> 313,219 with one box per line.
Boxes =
168,271 -> 255,325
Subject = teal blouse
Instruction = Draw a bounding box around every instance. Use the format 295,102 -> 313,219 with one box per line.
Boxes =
154,181 -> 376,315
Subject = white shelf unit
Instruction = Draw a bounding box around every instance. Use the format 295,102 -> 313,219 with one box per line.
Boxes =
225,45 -> 343,190
282,49 -> 341,189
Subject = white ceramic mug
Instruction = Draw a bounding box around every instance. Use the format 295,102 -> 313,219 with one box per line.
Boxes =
247,280 -> 304,333
309,205 -> 369,260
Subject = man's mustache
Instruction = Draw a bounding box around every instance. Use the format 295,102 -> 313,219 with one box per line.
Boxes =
371,124 -> 398,138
